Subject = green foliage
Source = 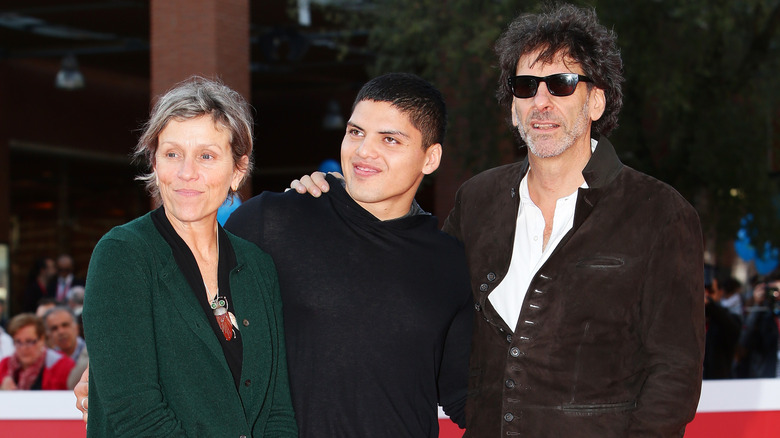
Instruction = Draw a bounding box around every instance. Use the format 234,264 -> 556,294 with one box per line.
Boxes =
319,0 -> 547,172
593,0 -> 780,252
318,0 -> 780,252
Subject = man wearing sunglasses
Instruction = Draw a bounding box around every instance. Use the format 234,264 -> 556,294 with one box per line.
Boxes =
293,4 -> 704,438
443,4 -> 704,437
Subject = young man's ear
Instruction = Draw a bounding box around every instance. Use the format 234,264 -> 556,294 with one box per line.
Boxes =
422,144 -> 442,175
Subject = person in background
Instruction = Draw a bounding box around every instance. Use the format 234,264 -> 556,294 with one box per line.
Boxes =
35,297 -> 59,348
43,306 -> 88,389
67,285 -> 86,318
719,276 -> 745,319
703,275 -> 741,379
0,324 -> 13,361
22,257 -> 56,313
48,254 -> 85,304
68,285 -> 87,339
734,278 -> 779,378
0,313 -> 74,390
43,307 -> 85,362
80,76 -> 297,437
0,300 -> 8,362
0,298 -> 8,329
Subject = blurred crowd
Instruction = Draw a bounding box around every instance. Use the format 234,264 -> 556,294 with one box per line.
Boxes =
0,253 -> 88,390
1,252 -> 777,392
704,266 -> 780,380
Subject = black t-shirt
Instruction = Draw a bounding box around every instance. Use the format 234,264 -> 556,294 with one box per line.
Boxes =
226,175 -> 472,437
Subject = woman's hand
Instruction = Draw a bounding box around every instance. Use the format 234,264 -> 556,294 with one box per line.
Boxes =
1,375 -> 17,390
74,366 -> 89,423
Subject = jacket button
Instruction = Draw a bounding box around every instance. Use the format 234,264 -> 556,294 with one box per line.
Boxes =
509,347 -> 521,357
506,334 -> 512,343
487,272 -> 496,282
504,412 -> 514,422
505,379 -> 516,389
242,319 -> 250,327
244,379 -> 251,387
479,283 -> 489,292
474,303 -> 482,311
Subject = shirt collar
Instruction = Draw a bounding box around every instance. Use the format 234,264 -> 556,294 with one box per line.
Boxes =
516,134 -> 624,190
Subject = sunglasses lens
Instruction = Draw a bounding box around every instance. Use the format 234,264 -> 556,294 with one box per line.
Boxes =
512,77 -> 537,98
547,74 -> 578,96
511,74 -> 588,98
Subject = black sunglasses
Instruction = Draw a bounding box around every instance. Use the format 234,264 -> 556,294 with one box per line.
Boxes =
508,73 -> 593,98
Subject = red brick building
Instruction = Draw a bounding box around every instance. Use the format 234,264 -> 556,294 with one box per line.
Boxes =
0,0 -> 373,315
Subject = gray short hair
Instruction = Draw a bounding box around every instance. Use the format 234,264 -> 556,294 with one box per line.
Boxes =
134,76 -> 255,201
43,306 -> 77,326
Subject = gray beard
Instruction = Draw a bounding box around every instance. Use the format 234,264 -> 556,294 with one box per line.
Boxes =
517,97 -> 591,159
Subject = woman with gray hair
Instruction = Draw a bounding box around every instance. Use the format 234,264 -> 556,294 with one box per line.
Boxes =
80,76 -> 297,437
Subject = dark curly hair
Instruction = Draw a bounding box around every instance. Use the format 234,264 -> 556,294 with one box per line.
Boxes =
495,4 -> 624,136
352,72 -> 447,150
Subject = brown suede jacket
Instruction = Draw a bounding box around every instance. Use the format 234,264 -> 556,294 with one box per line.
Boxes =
443,137 -> 705,437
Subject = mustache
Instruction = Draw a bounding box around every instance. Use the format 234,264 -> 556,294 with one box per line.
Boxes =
526,110 -> 561,124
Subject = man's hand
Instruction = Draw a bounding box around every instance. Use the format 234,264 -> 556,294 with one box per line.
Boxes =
74,366 -> 89,424
290,171 -> 337,197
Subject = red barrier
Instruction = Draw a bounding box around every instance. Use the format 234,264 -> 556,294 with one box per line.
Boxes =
686,411 -> 780,437
436,411 -> 780,438
2,380 -> 779,438
1,420 -> 86,437
8,414 -> 778,438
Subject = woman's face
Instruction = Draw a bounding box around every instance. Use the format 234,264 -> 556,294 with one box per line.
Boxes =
154,116 -> 248,229
13,325 -> 45,368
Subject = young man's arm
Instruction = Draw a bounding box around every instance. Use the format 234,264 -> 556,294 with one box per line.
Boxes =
437,286 -> 473,428
289,171 -> 340,197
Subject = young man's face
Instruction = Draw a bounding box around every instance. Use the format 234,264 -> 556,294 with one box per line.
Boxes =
340,100 -> 441,220
511,50 -> 605,159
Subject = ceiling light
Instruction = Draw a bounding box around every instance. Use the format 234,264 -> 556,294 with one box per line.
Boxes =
55,54 -> 85,90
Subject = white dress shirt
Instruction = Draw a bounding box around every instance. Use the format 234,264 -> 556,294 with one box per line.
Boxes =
488,140 -> 597,331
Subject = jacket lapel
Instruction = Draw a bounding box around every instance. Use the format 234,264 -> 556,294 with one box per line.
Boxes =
543,136 -> 623,262
152,233 -> 231,374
